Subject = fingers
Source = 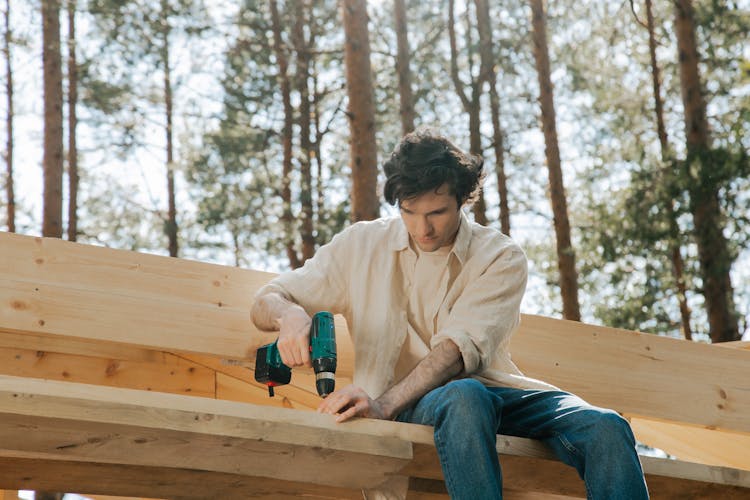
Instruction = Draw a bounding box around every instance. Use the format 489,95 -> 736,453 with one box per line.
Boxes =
317,385 -> 373,423
277,333 -> 310,367
276,307 -> 312,368
335,403 -> 363,423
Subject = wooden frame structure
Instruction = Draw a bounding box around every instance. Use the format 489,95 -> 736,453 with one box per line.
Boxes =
1,231 -> 749,499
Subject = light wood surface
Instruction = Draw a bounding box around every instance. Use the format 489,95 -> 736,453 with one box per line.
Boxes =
0,375 -> 412,490
3,231 -> 749,433
0,346 -> 214,397
0,230 -> 353,368
510,314 -> 750,433
3,231 -> 750,497
0,374 -> 748,499
628,414 -> 750,471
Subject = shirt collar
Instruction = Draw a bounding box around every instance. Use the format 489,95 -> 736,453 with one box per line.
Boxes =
388,209 -> 472,265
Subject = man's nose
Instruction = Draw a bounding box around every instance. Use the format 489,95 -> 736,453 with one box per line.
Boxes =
416,217 -> 432,237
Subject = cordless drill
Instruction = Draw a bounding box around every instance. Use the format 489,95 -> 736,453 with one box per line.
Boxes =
254,311 -> 337,398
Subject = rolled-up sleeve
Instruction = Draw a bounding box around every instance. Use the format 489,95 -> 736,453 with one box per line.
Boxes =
254,227 -> 353,317
430,245 -> 528,374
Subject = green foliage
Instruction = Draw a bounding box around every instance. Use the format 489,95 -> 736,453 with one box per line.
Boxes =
7,0 -> 750,334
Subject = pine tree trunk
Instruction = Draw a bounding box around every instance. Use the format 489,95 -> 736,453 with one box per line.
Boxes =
529,0 -> 580,321
312,66 -> 325,239
66,0 -> 78,241
673,0 -> 738,342
342,0 -> 379,222
475,0 -> 510,235
42,0 -> 64,238
161,0 -> 178,257
393,0 -> 415,135
447,0 -> 487,224
468,98 -> 487,225
644,0 -> 692,340
293,2 -> 315,262
3,0 -> 14,233
489,82 -> 510,235
269,0 -> 301,269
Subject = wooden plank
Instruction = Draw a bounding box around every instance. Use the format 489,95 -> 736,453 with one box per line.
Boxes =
628,414 -> 750,471
718,340 -> 750,350
0,346 -> 215,398
0,456 -> 363,499
511,314 -> 750,433
5,231 -> 750,473
4,231 -> 750,434
0,231 -> 349,374
82,496 -> 165,500
0,375 -> 412,490
0,376 -> 748,498
0,329 -> 165,363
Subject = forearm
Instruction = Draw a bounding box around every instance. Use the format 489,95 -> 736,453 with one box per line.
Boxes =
376,340 -> 464,420
251,291 -> 304,331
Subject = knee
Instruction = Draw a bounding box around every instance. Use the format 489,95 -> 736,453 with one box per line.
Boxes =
589,410 -> 636,448
440,379 -> 489,406
433,379 -> 496,423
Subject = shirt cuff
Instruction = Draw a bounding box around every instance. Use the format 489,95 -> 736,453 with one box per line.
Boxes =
431,332 -> 482,374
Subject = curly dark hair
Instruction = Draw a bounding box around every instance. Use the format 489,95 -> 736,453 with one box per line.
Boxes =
383,128 -> 484,207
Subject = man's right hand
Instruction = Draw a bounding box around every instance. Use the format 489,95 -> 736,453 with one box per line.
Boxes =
275,305 -> 312,368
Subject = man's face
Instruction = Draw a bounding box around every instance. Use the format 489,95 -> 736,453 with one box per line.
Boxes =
399,184 -> 461,252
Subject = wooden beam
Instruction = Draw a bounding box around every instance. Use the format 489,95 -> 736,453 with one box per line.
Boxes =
0,455 -> 363,499
4,233 -> 750,445
0,375 -> 412,490
0,346 -> 215,397
0,231 -> 354,371
628,414 -> 750,471
5,232 -> 750,434
510,314 -> 750,433
0,375 -> 747,499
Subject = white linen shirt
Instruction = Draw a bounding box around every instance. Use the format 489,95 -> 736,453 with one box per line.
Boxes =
255,210 -> 556,398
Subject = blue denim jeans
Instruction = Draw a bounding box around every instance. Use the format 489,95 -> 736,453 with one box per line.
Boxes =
396,379 -> 649,499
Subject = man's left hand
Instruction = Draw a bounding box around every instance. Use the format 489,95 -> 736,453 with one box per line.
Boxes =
317,384 -> 389,422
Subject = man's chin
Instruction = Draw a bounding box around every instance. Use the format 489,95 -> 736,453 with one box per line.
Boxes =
417,240 -> 440,252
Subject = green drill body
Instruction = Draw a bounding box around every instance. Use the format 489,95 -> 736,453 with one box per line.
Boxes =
255,311 -> 337,397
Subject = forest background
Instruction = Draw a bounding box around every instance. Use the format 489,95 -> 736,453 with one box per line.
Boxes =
2,0 -> 750,345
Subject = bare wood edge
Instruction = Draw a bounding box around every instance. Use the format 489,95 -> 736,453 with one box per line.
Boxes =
0,454 -> 364,499
627,413 -> 750,471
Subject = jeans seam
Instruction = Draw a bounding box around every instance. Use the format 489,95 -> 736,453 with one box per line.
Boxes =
556,432 -> 583,459
556,433 -> 597,500
433,430 -> 458,496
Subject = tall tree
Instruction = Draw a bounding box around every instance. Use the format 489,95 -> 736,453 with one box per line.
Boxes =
160,0 -> 178,257
87,0 -> 211,257
342,0 -> 379,222
2,0 -> 14,232
673,0 -> 738,342
291,0 -> 315,261
447,0 -> 487,225
42,0 -> 64,238
635,0 -> 693,339
529,0 -> 580,321
66,0 -> 79,241
38,7 -> 68,500
475,0 -> 510,235
269,0 -> 299,268
393,0 -> 414,135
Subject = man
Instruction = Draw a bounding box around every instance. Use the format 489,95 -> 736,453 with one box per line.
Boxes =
251,128 -> 649,499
